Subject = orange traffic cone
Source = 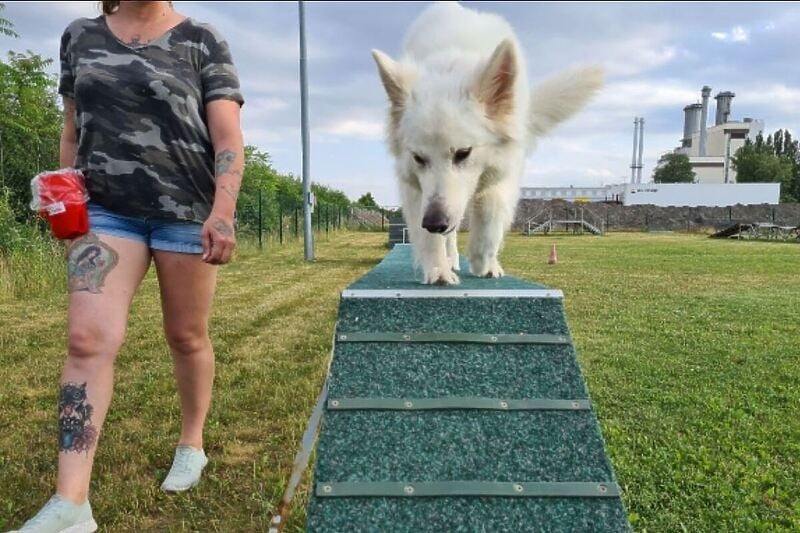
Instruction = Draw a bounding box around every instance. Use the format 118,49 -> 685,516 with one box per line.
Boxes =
547,243 -> 558,265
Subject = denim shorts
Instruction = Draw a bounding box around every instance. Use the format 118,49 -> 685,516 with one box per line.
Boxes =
87,202 -> 204,254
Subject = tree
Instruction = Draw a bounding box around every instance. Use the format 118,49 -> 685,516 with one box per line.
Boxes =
0,51 -> 63,218
653,153 -> 695,183
234,145 -> 354,234
733,131 -> 798,203
0,3 -> 19,38
773,129 -> 784,156
772,129 -> 800,201
356,192 -> 378,209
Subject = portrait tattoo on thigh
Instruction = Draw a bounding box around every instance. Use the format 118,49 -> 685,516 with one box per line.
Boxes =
58,382 -> 98,454
67,233 -> 119,294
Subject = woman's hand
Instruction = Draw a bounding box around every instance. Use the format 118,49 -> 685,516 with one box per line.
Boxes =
201,212 -> 236,264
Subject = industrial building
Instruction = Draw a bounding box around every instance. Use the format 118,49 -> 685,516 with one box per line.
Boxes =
519,84 -> 780,208
661,86 -> 764,183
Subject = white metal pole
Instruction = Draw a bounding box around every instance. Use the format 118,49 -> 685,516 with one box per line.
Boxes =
724,131 -> 731,183
699,86 -> 711,157
636,117 -> 644,184
630,117 -> 639,184
299,0 -> 314,261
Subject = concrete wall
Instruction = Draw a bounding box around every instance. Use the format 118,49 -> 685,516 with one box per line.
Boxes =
511,199 -> 800,232
687,121 -> 761,158
690,161 -> 726,184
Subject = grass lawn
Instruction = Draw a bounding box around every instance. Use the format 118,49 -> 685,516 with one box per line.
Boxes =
1,231 -> 798,531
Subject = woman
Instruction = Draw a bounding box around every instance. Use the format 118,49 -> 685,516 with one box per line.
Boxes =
11,1 -> 244,531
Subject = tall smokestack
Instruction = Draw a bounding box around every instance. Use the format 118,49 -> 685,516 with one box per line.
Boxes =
630,117 -> 639,184
699,86 -> 711,156
682,103 -> 702,148
636,118 -> 644,183
714,91 -> 735,125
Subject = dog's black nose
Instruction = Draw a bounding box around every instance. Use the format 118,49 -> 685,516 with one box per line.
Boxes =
422,206 -> 449,234
423,221 -> 448,233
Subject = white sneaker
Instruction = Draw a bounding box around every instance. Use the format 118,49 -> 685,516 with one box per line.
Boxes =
160,445 -> 208,492
8,494 -> 98,533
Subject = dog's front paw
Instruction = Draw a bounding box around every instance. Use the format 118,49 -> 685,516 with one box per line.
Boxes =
450,255 -> 461,272
423,265 -> 461,285
470,257 -> 504,279
484,262 -> 504,278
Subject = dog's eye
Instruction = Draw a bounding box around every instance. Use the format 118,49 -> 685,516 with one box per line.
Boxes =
453,147 -> 472,165
412,152 -> 428,167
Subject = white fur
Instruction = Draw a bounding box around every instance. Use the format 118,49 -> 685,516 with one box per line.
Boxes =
373,1 -> 603,284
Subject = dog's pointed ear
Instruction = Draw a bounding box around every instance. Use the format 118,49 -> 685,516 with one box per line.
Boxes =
474,39 -> 517,120
372,49 -> 406,108
528,65 -> 604,139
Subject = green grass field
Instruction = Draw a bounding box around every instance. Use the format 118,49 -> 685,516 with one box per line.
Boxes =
1,231 -> 798,532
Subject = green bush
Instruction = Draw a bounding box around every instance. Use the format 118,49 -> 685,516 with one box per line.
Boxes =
0,187 -> 65,300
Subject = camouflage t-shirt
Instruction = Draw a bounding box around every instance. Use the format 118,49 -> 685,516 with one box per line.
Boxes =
58,16 -> 244,222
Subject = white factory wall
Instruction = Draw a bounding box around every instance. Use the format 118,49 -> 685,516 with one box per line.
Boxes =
620,183 -> 779,207
520,187 -> 609,202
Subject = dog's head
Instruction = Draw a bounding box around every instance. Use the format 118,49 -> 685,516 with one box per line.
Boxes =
372,40 -> 522,234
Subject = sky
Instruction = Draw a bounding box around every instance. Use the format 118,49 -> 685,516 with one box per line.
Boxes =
2,1 -> 799,206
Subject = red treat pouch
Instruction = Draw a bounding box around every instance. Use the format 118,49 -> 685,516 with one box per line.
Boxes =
30,168 -> 90,240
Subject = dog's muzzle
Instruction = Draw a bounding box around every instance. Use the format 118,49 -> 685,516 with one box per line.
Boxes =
422,201 -> 450,234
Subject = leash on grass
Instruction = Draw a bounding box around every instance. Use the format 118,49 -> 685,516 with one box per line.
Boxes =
268,323 -> 337,532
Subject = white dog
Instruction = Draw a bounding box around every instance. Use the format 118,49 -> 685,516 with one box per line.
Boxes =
372,1 -> 603,285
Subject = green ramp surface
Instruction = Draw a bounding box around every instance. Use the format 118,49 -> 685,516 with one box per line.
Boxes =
307,244 -> 630,532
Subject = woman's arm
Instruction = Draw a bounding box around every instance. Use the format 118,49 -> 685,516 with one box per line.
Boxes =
60,97 -> 78,168
202,99 -> 244,265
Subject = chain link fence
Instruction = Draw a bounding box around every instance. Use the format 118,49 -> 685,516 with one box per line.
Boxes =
235,191 -> 360,248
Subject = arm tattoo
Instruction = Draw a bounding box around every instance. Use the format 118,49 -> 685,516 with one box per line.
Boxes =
220,183 -> 239,202
213,217 -> 234,237
59,382 -> 98,454
215,149 -> 237,177
67,233 -> 119,294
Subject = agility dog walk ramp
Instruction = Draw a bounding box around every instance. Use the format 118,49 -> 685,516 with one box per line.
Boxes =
306,244 -> 630,532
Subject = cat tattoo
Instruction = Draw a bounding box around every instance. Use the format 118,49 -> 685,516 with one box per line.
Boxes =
59,382 -> 98,454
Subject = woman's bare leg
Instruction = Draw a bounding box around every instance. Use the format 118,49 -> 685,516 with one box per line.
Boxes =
56,233 -> 151,504
152,250 -> 217,449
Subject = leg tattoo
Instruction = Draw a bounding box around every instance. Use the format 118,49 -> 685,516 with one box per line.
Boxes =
67,233 -> 119,294
58,382 -> 98,454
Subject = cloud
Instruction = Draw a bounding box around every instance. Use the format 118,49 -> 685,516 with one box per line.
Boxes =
243,97 -> 290,119
711,25 -> 750,42
731,26 -> 750,41
243,127 -> 295,147
586,168 -> 616,178
596,30 -> 681,77
320,119 -> 384,140
595,81 -> 698,110
735,84 -> 800,115
24,1 -> 95,18
519,21 -> 683,79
